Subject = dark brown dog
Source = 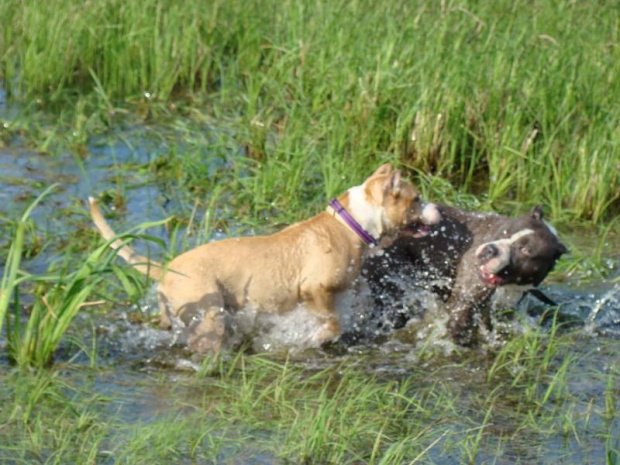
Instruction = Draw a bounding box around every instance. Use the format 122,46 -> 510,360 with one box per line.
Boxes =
361,204 -> 567,346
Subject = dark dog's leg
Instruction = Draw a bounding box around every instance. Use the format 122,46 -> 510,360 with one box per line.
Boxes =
447,299 -> 493,346
447,301 -> 477,346
446,259 -> 494,346
527,288 -> 558,306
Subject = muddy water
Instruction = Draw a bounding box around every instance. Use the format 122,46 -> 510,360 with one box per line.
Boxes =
1,110 -> 619,463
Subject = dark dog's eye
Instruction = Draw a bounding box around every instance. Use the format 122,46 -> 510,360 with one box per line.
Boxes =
520,246 -> 531,256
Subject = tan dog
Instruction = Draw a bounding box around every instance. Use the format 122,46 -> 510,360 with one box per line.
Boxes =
89,164 -> 440,353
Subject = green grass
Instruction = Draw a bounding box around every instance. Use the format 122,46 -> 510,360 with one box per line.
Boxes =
1,327 -> 619,464
0,185 -> 58,338
0,189 -> 165,368
0,0 -> 618,223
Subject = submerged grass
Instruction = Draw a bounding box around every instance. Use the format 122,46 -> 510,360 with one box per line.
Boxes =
6,242 -> 114,368
1,0 -> 618,223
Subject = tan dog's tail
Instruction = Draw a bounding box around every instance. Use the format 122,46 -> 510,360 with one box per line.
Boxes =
88,197 -> 164,281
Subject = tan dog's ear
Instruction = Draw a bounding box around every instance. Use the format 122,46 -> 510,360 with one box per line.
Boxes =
372,163 -> 393,177
383,170 -> 402,196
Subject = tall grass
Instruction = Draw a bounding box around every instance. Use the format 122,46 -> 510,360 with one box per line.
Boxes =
0,0 -> 618,223
6,243 -> 117,368
0,191 -> 160,368
0,184 -> 57,338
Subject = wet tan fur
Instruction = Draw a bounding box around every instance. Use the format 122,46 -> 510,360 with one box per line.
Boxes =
89,164 -> 426,352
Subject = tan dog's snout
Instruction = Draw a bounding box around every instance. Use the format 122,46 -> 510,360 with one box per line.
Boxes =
421,203 -> 441,226
401,202 -> 441,239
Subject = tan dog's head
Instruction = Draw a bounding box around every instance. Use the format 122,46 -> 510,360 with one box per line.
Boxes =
361,163 -> 440,238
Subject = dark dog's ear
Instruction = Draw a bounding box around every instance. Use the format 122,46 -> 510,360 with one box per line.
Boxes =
531,205 -> 544,221
557,242 -> 569,256
372,163 -> 393,178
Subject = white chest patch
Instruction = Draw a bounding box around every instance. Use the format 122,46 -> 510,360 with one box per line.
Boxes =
543,220 -> 559,239
491,284 -> 534,311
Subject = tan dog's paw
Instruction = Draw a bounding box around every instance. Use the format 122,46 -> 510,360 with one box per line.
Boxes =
315,315 -> 342,344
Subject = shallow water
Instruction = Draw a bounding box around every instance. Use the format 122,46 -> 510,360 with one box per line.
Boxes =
1,110 -> 619,463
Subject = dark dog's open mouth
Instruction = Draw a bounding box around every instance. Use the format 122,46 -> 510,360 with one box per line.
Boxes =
477,265 -> 504,287
404,222 -> 432,238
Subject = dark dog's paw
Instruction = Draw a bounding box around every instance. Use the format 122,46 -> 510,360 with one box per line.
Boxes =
320,332 -> 360,355
448,319 -> 478,347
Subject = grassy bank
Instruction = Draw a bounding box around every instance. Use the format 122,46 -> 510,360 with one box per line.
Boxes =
0,0 -> 618,223
1,329 -> 619,464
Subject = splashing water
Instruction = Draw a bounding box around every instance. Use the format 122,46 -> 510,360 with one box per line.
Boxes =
582,282 -> 620,336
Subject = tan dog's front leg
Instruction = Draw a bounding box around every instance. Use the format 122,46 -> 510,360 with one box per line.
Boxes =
303,289 -> 340,344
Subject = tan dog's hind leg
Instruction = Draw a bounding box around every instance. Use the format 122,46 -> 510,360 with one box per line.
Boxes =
167,286 -> 229,354
187,307 -> 228,354
303,289 -> 340,343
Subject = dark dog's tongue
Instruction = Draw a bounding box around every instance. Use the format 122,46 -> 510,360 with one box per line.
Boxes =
479,266 -> 503,286
487,274 -> 502,285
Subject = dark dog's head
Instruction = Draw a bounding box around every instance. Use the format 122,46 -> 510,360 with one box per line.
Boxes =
475,206 -> 567,288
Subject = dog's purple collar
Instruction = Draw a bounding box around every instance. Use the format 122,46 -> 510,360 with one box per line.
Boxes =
329,198 -> 378,247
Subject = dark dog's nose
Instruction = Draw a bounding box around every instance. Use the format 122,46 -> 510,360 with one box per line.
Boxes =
479,244 -> 499,262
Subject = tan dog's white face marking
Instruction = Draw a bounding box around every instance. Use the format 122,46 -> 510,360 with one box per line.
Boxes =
90,163 -> 439,353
